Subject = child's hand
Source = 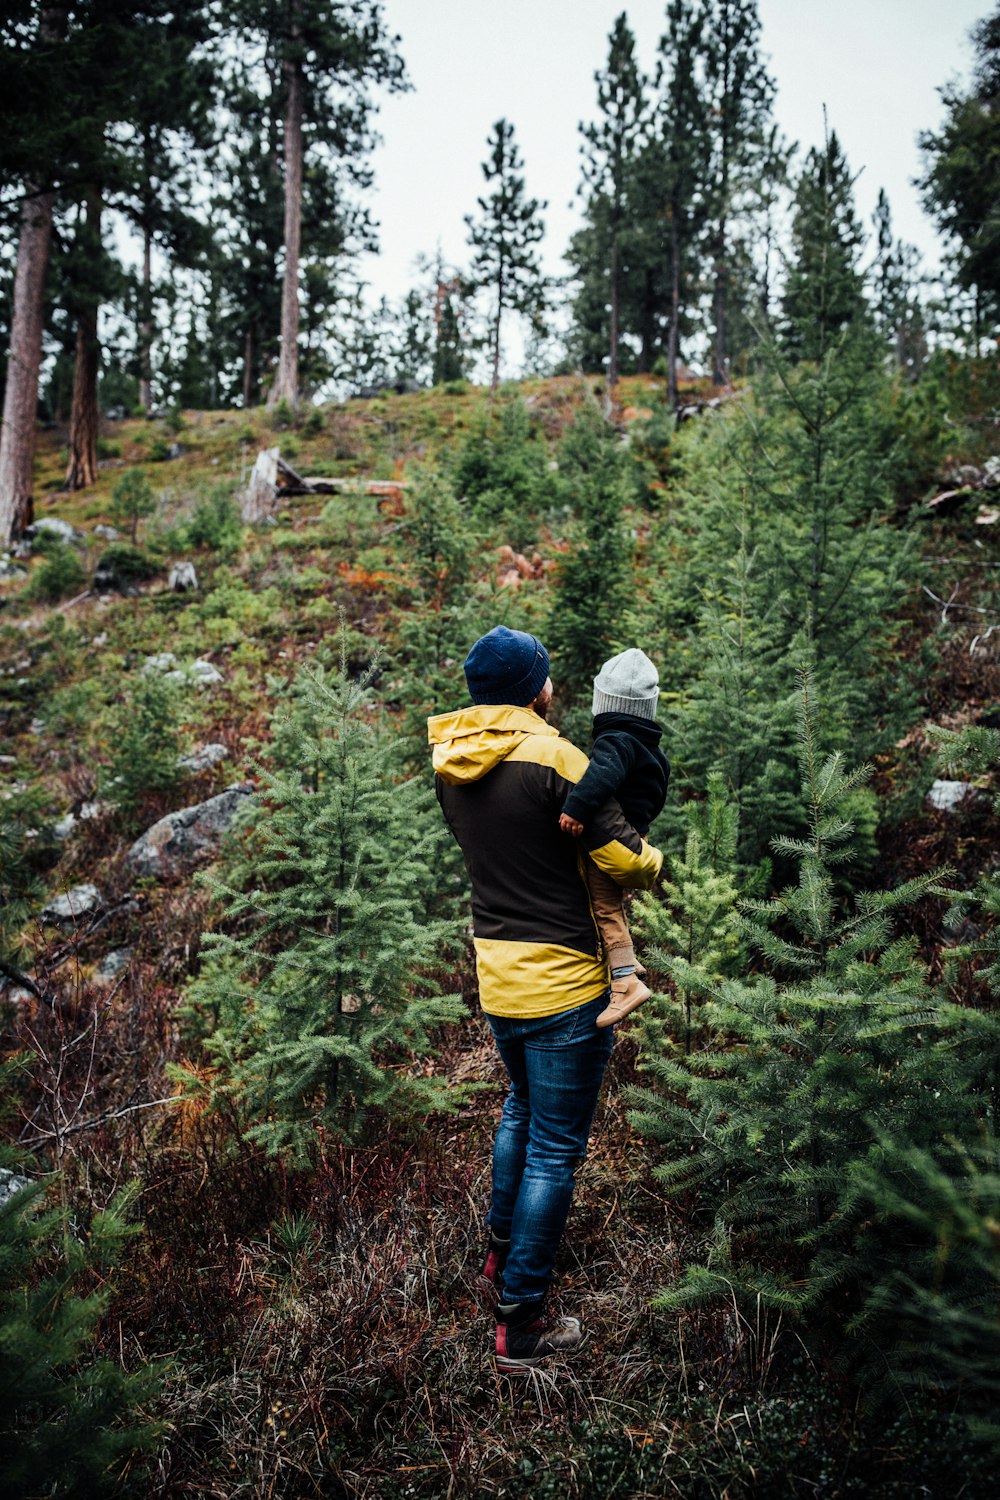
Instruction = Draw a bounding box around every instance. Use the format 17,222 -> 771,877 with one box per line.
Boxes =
559,812 -> 585,837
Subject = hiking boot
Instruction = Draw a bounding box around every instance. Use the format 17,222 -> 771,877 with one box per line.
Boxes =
495,1306 -> 586,1372
596,970 -> 651,1028
476,1233 -> 509,1310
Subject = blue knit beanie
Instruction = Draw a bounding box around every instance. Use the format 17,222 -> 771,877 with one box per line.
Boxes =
464,626 -> 550,706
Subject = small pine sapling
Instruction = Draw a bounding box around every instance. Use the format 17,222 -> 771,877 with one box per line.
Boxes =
0,1182 -> 161,1496
630,672 -> 947,1327
187,649 -> 466,1159
110,468 -> 156,544
632,769 -> 743,1056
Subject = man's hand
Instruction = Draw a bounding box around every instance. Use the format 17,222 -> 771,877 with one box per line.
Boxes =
559,811 -> 585,837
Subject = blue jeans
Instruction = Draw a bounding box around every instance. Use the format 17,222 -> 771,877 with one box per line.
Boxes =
486,992 -> 614,1306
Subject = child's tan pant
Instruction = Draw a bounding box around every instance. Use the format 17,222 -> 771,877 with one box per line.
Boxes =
584,858 -> 636,971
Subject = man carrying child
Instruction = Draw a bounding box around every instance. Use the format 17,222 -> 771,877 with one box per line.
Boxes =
428,626 -> 665,1373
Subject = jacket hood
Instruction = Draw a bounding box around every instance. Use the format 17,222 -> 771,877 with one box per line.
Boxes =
593,710 -> 664,747
427,703 -> 558,785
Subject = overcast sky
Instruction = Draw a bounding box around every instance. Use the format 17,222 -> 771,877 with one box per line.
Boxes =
356,0 -> 985,327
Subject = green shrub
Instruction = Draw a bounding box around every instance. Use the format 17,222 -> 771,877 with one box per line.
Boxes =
184,487 -> 242,555
94,542 -> 161,586
25,545 -> 86,602
0,1182 -> 162,1496
102,671 -> 185,811
110,468 -> 156,542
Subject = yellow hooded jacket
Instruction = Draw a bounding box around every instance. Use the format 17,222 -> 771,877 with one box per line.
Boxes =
428,704 -> 663,1018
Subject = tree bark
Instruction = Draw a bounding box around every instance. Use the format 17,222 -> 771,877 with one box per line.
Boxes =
242,319 -> 256,408
0,3 -> 67,544
65,189 -> 102,491
667,209 -> 680,408
138,219 -> 153,413
608,233 -> 620,395
0,187 -> 55,543
269,0 -> 303,409
712,220 -> 729,386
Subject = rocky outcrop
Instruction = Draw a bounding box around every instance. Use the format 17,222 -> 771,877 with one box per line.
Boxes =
0,1168 -> 32,1207
178,743 -> 229,774
125,784 -> 254,876
142,652 -> 223,688
39,883 -> 103,926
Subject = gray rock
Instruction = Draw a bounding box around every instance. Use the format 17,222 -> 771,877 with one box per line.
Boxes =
143,652 -> 222,688
39,882 -> 103,926
186,657 -> 223,687
53,813 -> 78,841
178,742 -> 229,774
94,524 -> 120,541
95,948 -> 133,982
927,779 -> 980,812
125,784 -> 254,876
0,554 -> 27,580
142,651 -> 178,674
0,1168 -> 33,1208
25,517 -> 81,546
168,561 -> 198,592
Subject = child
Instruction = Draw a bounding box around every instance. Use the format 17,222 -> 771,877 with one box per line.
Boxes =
559,648 -> 669,1027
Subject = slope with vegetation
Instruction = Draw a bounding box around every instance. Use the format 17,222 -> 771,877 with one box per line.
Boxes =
1,341 -> 1000,1494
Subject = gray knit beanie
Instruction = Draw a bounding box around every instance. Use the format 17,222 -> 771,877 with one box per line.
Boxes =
592,648 -> 659,719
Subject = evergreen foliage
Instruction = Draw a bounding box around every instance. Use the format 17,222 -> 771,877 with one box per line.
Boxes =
629,675 -> 946,1327
102,671 -> 185,814
465,119 -> 547,393
633,769 -> 743,1056
577,12 -> 647,389
189,648 -> 466,1159
649,308 -> 916,865
919,7 -> 1000,317
0,1182 -> 161,1497
702,0 -> 776,382
543,407 -> 635,737
110,468 -> 156,544
782,131 -> 870,360
451,399 -> 548,545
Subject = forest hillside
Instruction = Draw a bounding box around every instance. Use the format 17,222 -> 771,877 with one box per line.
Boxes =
4,0 -> 1000,1494
2,353 -> 1000,1496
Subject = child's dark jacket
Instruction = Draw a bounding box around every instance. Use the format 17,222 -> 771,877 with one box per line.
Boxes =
561,711 -> 670,836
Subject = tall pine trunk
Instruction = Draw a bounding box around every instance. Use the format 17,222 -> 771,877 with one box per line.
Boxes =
242,320 -> 256,408
490,269 -> 504,396
608,231 -> 620,409
667,207 -> 680,408
65,189 -> 102,491
712,220 -> 729,386
0,187 -> 55,542
0,3 -> 67,544
138,222 -> 153,413
269,0 -> 303,409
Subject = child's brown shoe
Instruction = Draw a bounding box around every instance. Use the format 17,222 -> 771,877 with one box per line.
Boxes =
596,971 -> 651,1028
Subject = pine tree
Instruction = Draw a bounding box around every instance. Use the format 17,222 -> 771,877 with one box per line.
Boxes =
650,0 -> 713,405
629,674 -> 947,1326
0,3 -> 68,542
870,188 -> 927,376
782,129 -> 870,361
543,406 -> 636,739
189,648 -> 466,1159
233,0 -> 407,410
465,119 -> 548,394
0,1182 -> 161,1497
578,12 -> 647,394
632,770 -> 743,1056
919,8 -> 1000,316
702,0 -> 775,383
